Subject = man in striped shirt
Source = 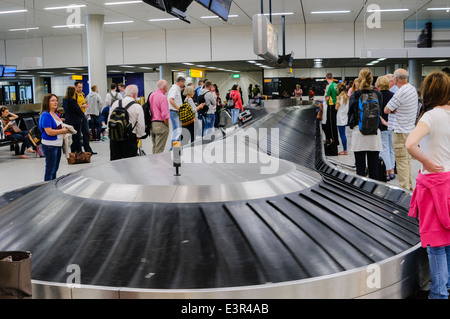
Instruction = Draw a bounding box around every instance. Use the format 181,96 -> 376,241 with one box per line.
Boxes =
384,69 -> 419,190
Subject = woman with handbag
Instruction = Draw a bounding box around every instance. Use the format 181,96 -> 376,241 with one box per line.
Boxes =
39,94 -> 69,181
0,106 -> 35,159
230,84 -> 243,124
180,86 -> 204,145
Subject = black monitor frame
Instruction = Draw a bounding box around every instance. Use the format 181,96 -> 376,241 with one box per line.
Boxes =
142,0 -> 166,12
209,0 -> 232,22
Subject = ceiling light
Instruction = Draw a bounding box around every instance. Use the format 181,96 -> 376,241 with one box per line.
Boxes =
207,66 -> 217,69
367,8 -> 409,12
0,9 -> 28,14
104,20 -> 134,25
9,27 -> 39,32
108,70 -> 123,73
182,63 -> 195,66
377,58 -> 387,61
201,15 -> 238,19
432,59 -> 449,63
426,7 -> 450,11
149,18 -> 179,22
311,10 -> 351,14
264,12 -> 294,16
247,61 -> 257,63
52,24 -> 85,28
67,67 -> 84,71
140,67 -> 154,70
196,65 -> 207,68
119,65 -> 135,68
105,1 -> 142,5
44,5 -> 87,10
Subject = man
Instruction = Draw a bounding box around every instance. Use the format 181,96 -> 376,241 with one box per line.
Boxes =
199,80 -> 217,136
322,73 -> 339,155
384,68 -> 418,191
74,81 -> 96,155
385,73 -> 399,94
118,83 -> 126,98
149,80 -> 170,154
167,76 -> 186,148
86,85 -> 104,142
108,84 -> 146,161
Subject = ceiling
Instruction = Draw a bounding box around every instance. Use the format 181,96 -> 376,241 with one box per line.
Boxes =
1,0 -> 449,78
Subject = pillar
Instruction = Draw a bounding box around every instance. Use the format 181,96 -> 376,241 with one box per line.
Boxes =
408,59 -> 422,89
159,65 -> 173,84
86,14 -> 107,100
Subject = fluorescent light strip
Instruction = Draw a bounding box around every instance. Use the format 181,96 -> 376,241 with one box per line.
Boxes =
264,12 -> 294,16
433,59 -> 448,63
201,15 -> 238,19
426,7 -> 450,11
0,9 -> 28,14
182,63 -> 195,66
44,5 -> 86,10
311,10 -> 351,14
149,18 -> 179,22
104,20 -> 134,25
105,1 -> 143,5
52,24 -> 85,28
367,8 -> 409,12
9,27 -> 39,32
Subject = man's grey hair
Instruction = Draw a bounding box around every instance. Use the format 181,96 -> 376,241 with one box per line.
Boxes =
125,84 -> 139,97
394,69 -> 408,81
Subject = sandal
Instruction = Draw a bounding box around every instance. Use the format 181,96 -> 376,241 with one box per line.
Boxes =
389,174 -> 396,180
385,174 -> 391,182
19,155 -> 30,159
338,151 -> 348,155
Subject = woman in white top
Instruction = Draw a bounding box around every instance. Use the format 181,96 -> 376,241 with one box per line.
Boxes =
38,94 -> 69,181
335,82 -> 349,155
181,86 -> 204,145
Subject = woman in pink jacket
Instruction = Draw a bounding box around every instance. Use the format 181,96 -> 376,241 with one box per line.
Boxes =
406,71 -> 450,299
230,84 -> 243,124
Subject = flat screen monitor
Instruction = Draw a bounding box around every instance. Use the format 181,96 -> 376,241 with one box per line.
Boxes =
195,0 -> 211,9
209,0 -> 232,21
253,14 -> 279,63
143,0 -> 166,12
163,0 -> 193,23
0,65 -> 4,77
3,65 -> 17,77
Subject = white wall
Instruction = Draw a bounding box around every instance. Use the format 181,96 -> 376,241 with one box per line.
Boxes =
305,23 -> 354,58
43,35 -> 84,69
0,40 -> 6,65
355,21 -> 404,55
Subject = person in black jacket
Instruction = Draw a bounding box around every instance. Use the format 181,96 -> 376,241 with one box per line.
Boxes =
62,86 -> 85,153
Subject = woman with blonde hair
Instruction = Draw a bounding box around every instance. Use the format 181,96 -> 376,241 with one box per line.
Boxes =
406,71 -> 450,299
376,76 -> 396,181
348,68 -> 383,180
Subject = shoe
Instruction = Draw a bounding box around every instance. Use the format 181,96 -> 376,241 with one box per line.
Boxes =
338,151 -> 348,155
389,174 -> 396,180
19,155 -> 30,159
386,174 -> 391,182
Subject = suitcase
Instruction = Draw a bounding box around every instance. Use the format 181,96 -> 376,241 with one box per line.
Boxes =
238,110 -> 252,123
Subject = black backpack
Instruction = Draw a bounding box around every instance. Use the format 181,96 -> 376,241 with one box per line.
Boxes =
110,91 -> 120,106
141,92 -> 153,139
108,100 -> 136,141
197,92 -> 209,116
358,91 -> 381,135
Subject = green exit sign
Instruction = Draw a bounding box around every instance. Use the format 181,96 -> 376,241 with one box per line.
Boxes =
233,74 -> 240,79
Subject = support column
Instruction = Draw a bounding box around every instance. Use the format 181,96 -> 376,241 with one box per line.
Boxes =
408,59 -> 422,89
159,65 -> 173,84
86,14 -> 107,100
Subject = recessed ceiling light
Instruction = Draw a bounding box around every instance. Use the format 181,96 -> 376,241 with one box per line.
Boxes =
247,61 -> 257,63
264,12 -> 294,16
140,67 -> 154,69
367,8 -> 409,12
311,10 -> 351,14
105,1 -> 142,5
44,5 -> 87,10
52,24 -> 85,28
182,63 -> 195,66
207,66 -> 217,69
377,58 -> 387,61
108,70 -> 123,73
201,15 -> 238,19
9,27 -> 39,32
67,67 -> 84,71
104,21 -> 134,25
0,9 -> 28,14
426,7 -> 450,11
196,65 -> 207,68
119,65 -> 135,68
432,59 -> 448,63
149,18 -> 179,22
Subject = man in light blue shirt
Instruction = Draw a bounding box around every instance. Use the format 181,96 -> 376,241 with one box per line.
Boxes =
384,69 -> 418,190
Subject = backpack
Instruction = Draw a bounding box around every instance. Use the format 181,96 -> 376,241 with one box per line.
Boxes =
141,92 -> 153,139
226,94 -> 236,110
197,92 -> 209,116
358,91 -> 380,135
108,100 -> 137,141
179,101 -> 196,126
110,91 -> 120,106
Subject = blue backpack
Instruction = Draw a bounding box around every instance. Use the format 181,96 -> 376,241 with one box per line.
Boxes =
358,92 -> 380,135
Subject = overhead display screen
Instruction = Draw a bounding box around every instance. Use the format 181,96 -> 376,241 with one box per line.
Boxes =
143,0 -> 166,11
3,65 -> 17,77
195,0 -> 211,9
209,0 -> 232,21
253,14 -> 279,62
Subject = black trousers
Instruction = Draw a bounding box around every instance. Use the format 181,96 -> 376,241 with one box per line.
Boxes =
354,151 -> 380,180
110,135 -> 138,161
81,116 -> 93,153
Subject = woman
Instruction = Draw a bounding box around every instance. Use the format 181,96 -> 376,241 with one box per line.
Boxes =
294,84 -> 303,104
375,76 -> 396,181
406,71 -> 450,299
348,78 -> 359,97
348,68 -> 383,180
62,86 -> 84,153
39,94 -> 69,181
0,106 -> 35,159
335,83 -> 349,155
181,86 -> 204,145
230,85 -> 243,124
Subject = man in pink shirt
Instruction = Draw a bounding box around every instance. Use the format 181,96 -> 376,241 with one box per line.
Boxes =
149,80 -> 170,154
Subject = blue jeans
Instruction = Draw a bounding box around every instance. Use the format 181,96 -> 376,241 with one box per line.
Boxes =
427,246 -> 450,299
203,113 -> 216,136
42,144 -> 62,182
337,126 -> 347,151
89,114 -> 103,141
231,108 -> 239,124
170,110 -> 181,149
380,130 -> 395,171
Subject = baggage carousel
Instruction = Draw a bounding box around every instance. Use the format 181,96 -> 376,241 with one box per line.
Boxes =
0,100 -> 429,299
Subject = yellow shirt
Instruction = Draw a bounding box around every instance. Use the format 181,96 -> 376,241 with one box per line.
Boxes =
74,92 -> 87,113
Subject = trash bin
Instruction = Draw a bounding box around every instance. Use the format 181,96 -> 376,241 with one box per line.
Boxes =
0,251 -> 32,299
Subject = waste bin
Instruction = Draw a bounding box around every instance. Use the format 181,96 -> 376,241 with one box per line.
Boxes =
0,251 -> 32,299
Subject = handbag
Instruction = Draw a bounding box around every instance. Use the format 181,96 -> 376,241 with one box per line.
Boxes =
179,102 -> 196,127
226,97 -> 235,110
67,152 -> 92,165
0,251 -> 32,299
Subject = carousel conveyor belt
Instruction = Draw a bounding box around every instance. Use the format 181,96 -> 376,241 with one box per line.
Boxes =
0,103 -> 428,299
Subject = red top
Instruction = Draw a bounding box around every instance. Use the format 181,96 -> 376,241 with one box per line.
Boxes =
408,171 -> 450,247
230,90 -> 243,112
